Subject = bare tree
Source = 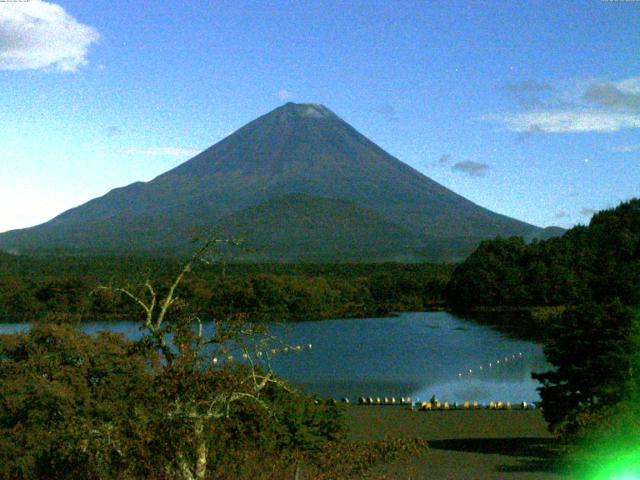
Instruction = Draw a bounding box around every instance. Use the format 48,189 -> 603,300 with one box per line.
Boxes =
95,238 -> 292,480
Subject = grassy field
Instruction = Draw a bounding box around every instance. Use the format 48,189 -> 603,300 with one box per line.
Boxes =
345,406 -> 570,479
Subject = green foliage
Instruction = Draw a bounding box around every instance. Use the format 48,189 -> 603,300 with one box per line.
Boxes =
445,236 -> 529,309
0,322 -> 345,479
445,199 -> 640,456
0,323 -> 157,479
560,312 -> 640,476
446,198 -> 640,311
531,302 -> 638,438
0,255 -> 452,322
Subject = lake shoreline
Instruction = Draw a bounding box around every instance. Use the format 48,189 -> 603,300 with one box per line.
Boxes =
0,305 -> 448,324
450,306 -> 566,342
0,312 -> 550,404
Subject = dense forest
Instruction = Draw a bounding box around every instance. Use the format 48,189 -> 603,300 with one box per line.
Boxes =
0,253 -> 452,322
446,198 -> 640,311
443,198 -> 640,473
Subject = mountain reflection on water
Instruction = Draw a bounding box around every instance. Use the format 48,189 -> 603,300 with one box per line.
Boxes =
0,312 -> 549,404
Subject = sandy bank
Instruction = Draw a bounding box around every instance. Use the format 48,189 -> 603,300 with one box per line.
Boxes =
345,406 -> 570,479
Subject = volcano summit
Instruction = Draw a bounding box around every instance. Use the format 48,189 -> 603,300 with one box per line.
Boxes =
0,103 -> 560,261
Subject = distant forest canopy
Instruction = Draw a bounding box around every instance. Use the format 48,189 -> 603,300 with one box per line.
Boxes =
4,198 -> 636,324
0,254 -> 452,322
446,198 -> 640,311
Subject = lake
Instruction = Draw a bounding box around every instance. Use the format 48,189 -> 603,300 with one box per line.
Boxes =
0,311 -> 549,404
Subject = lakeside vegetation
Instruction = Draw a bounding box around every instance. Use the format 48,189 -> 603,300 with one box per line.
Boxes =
1,199 -> 638,477
0,241 -> 431,480
0,255 -> 452,323
447,198 -> 640,312
447,199 -> 640,474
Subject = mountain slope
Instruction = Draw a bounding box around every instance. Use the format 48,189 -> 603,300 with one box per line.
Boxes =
0,103 -> 558,260
216,193 -> 423,261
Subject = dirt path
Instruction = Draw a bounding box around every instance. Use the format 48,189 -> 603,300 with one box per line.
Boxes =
345,406 -> 571,479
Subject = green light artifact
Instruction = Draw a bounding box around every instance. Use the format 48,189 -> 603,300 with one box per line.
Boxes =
589,447 -> 640,480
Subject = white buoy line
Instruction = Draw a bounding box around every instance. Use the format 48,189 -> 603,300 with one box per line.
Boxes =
211,343 -> 313,365
456,352 -> 523,379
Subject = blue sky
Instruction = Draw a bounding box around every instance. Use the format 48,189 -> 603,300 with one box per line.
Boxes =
1,0 -> 639,233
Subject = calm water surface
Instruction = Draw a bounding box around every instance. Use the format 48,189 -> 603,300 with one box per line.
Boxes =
0,312 -> 549,404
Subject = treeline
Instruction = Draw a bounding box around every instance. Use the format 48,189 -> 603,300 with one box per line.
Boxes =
444,198 -> 640,457
445,198 -> 640,311
0,254 -> 452,322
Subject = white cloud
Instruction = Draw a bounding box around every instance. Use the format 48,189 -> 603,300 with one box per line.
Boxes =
120,146 -> 201,157
276,89 -> 291,100
0,0 -> 100,72
612,144 -> 640,153
486,110 -> 640,133
616,76 -> 640,94
486,75 -> 640,133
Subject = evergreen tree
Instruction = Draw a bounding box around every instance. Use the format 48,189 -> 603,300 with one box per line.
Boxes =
532,301 -> 637,437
